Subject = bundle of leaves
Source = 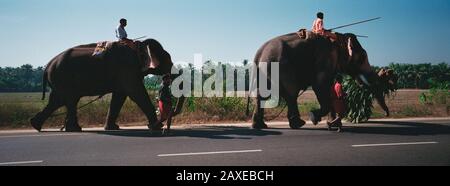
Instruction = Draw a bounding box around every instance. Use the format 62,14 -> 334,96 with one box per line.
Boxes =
342,69 -> 398,123
342,76 -> 374,123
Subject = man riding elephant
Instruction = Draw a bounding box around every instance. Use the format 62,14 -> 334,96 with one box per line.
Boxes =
30,38 -> 184,132
115,18 -> 136,49
249,30 -> 391,129
312,12 -> 337,41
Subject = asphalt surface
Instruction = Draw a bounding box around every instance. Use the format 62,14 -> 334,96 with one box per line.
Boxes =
0,118 -> 449,166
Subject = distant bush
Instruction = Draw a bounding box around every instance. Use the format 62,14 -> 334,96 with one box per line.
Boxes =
0,65 -> 44,92
388,63 -> 449,89
1,62 -> 448,92
419,79 -> 449,105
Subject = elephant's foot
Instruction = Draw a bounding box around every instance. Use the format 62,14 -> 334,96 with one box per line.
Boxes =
309,111 -> 321,125
65,123 -> 82,132
252,116 -> 268,129
336,121 -> 343,133
148,121 -> 164,131
30,117 -> 43,132
252,122 -> 268,129
327,119 -> 343,133
288,116 -> 306,129
327,121 -> 332,131
104,124 -> 120,131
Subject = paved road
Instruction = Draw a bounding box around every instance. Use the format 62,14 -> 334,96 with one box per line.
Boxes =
1,118 -> 449,166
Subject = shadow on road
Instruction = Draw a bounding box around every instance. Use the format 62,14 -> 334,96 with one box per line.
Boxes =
302,120 -> 450,136
37,120 -> 449,137
92,126 -> 283,139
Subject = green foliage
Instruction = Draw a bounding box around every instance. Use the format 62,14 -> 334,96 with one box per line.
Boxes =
388,63 -> 449,89
186,96 -> 197,112
1,63 -> 447,92
419,78 -> 449,105
182,97 -> 248,118
342,76 -> 374,123
0,65 -> 44,92
144,76 -> 162,90
298,101 -> 319,114
398,105 -> 431,117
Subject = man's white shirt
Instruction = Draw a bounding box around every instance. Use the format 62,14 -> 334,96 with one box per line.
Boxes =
115,25 -> 127,40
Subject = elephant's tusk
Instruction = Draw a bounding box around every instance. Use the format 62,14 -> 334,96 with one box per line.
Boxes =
359,74 -> 371,86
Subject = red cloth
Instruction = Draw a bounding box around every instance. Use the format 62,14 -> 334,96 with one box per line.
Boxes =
159,100 -> 172,121
331,82 -> 346,115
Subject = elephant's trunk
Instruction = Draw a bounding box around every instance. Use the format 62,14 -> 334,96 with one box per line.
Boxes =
375,92 -> 390,117
171,73 -> 185,117
359,74 -> 371,87
363,71 -> 390,117
172,96 -> 185,117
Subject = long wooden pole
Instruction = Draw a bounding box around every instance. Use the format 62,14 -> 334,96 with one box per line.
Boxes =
330,17 -> 381,31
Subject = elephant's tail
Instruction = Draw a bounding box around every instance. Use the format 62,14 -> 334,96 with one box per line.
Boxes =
246,94 -> 251,116
41,71 -> 47,100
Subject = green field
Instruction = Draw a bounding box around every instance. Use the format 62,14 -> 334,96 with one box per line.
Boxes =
0,92 -> 152,129
0,90 -> 448,130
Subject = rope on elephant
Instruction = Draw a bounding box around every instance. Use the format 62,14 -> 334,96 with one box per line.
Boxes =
264,102 -> 287,121
53,95 -> 105,131
49,95 -> 105,118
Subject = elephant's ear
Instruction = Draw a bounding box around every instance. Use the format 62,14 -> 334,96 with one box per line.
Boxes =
147,45 -> 160,69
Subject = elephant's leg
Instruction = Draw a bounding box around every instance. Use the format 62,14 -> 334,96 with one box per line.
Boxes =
279,85 -> 306,129
127,85 -> 161,130
252,93 -> 268,129
64,97 -> 82,132
104,93 -> 127,130
310,85 -> 332,125
285,95 -> 306,129
30,92 -> 64,132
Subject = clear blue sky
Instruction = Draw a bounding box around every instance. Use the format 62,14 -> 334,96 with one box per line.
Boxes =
0,0 -> 449,67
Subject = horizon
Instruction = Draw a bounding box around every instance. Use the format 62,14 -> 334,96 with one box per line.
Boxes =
1,0 -> 449,68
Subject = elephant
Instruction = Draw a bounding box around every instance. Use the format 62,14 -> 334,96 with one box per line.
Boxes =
30,39 -> 183,132
250,31 -> 390,129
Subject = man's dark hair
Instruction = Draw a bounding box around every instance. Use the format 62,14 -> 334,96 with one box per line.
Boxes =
317,12 -> 324,19
120,18 -> 127,24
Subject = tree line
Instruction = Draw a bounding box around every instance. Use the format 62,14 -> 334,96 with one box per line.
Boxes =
383,63 -> 449,89
0,64 -> 44,92
0,62 -> 448,92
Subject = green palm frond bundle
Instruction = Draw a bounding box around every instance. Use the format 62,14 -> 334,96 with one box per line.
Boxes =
342,76 -> 374,123
342,70 -> 398,123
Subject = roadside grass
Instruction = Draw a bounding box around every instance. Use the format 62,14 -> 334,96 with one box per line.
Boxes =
298,101 -> 319,114
370,110 -> 385,118
0,90 -> 448,129
396,105 -> 432,117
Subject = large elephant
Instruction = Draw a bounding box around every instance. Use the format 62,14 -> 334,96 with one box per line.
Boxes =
251,32 -> 390,129
30,39 -> 183,132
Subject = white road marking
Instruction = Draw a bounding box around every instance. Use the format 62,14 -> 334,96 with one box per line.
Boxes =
0,160 -> 44,166
352,141 -> 438,147
0,133 -> 87,139
158,149 -> 263,157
